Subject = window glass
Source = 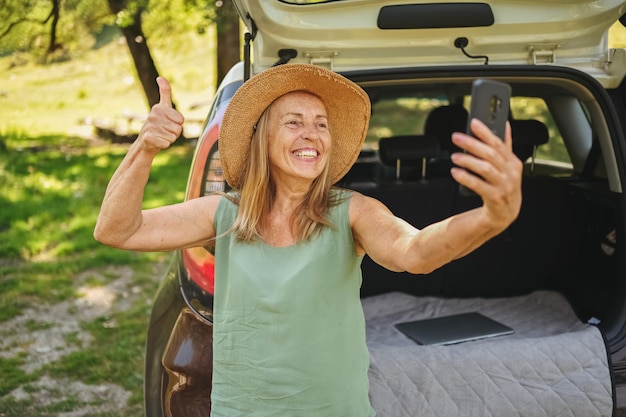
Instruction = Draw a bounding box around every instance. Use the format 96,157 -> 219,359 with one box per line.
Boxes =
367,89 -> 574,175
462,95 -> 572,167
367,97 -> 448,146
509,96 -> 571,165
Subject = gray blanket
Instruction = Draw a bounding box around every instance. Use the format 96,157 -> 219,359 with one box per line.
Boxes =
363,291 -> 613,417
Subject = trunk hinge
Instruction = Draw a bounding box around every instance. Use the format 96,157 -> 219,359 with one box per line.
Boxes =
303,51 -> 339,70
528,44 -> 561,64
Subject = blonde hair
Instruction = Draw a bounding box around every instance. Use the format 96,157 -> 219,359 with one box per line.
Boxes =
227,97 -> 338,243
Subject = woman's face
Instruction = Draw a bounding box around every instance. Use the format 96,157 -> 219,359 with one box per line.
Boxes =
266,91 -> 332,187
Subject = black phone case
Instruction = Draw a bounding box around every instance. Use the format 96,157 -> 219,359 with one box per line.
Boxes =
460,79 -> 511,197
466,79 -> 511,139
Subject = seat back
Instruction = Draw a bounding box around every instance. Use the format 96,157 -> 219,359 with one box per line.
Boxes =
378,135 -> 440,181
424,104 -> 468,155
510,119 -> 549,170
423,105 -> 469,177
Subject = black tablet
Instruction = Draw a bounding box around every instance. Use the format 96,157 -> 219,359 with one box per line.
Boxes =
395,312 -> 514,346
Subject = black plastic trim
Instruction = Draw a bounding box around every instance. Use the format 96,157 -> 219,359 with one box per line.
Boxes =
378,3 -> 494,30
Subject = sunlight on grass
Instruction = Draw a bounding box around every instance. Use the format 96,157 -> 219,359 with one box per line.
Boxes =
0,127 -> 189,415
0,130 -> 193,305
0,31 -> 215,136
0,26 -> 210,417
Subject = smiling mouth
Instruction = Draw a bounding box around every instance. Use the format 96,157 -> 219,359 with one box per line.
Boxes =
292,149 -> 319,159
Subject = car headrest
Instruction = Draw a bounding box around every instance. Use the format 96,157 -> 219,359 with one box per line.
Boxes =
510,119 -> 549,162
378,135 -> 441,167
424,105 -> 468,153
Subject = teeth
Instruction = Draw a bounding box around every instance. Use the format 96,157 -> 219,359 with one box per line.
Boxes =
293,149 -> 318,158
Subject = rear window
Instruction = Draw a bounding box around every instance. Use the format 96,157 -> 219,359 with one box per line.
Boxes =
366,89 -> 571,170
508,97 -> 570,166
367,97 -> 447,145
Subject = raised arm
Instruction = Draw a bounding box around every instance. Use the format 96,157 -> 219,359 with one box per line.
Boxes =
94,77 -> 218,252
351,119 -> 522,274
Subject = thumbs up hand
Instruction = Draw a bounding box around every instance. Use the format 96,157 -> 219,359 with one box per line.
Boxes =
137,77 -> 185,154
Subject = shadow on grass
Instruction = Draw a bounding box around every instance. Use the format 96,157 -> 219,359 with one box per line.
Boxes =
0,130 -> 193,318
0,131 -> 193,416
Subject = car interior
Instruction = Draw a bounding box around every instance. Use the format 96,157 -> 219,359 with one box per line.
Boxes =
327,71 -> 621,414
331,73 -> 623,337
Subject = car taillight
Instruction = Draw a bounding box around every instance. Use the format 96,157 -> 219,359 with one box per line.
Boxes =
204,150 -> 226,194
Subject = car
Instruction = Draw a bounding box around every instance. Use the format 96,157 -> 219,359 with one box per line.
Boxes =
144,1 -> 626,416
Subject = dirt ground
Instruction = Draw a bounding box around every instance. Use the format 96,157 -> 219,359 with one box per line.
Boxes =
0,264 -> 162,417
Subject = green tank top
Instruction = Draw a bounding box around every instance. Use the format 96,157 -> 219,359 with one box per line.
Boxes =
211,189 -> 375,417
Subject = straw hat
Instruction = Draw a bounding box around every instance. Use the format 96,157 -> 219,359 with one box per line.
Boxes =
219,63 -> 371,189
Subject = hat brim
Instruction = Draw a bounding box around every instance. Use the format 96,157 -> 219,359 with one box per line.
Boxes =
219,64 -> 371,189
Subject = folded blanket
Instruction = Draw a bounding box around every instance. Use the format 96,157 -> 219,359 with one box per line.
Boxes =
363,291 -> 613,417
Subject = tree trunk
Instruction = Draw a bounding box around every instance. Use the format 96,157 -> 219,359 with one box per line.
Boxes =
46,0 -> 61,56
216,1 -> 240,88
107,0 -> 163,109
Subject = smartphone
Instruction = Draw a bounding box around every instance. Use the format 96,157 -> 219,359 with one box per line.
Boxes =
459,79 -> 511,197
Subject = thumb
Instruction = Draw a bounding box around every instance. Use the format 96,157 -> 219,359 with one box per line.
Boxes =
156,76 -> 173,108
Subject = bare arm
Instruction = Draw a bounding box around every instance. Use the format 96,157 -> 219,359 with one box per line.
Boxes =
94,77 -> 219,251
351,119 -> 522,274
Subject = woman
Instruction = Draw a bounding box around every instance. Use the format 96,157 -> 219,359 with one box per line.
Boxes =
94,64 -> 522,416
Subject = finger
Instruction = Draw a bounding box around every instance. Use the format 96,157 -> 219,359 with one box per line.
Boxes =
468,118 -> 505,146
453,122 -> 511,163
157,76 -> 173,108
503,121 -> 512,147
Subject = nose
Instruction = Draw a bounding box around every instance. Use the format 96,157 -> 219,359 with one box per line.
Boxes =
302,122 -> 320,140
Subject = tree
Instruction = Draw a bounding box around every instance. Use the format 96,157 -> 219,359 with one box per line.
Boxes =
0,0 -> 61,58
106,0 -> 240,107
0,0 -> 110,58
183,0 -> 240,88
1,0 -> 241,107
107,0 -> 162,108
215,0 -> 240,86
46,0 -> 61,56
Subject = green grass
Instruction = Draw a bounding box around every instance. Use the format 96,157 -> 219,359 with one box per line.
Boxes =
0,30 -> 205,417
0,358 -> 36,398
0,129 -> 193,415
0,29 -> 216,136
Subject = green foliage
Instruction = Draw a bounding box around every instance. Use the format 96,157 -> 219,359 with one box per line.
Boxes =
0,0 -> 111,57
0,0 -> 219,61
143,0 -> 210,36
0,0 -> 42,53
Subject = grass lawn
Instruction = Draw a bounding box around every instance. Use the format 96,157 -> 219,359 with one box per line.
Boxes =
0,30 -> 208,417
0,131 -> 194,416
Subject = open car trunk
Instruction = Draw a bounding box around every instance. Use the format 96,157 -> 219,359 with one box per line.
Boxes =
337,65 -> 626,416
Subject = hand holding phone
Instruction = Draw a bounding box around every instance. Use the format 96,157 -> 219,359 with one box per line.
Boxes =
458,79 -> 511,196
